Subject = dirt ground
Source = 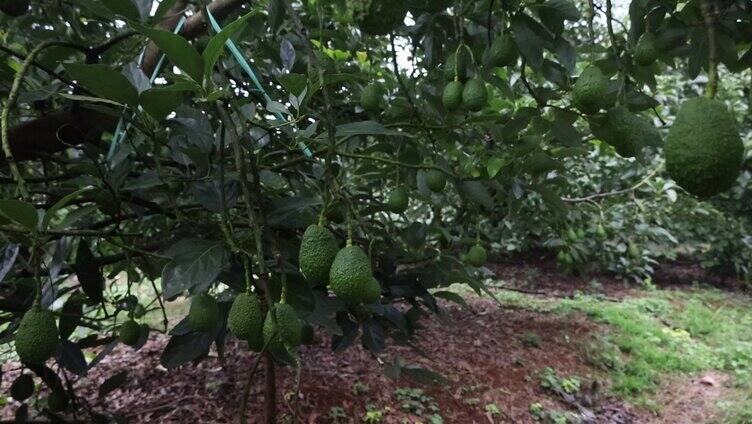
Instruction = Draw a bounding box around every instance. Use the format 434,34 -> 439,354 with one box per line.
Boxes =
0,258 -> 743,423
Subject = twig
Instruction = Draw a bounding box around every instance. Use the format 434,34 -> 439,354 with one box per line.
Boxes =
700,0 -> 719,98
562,167 -> 660,203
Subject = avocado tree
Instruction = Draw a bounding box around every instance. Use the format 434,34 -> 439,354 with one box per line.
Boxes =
0,0 -> 749,422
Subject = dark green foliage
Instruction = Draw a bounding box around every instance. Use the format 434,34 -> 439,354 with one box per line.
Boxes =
462,78 -> 488,112
634,33 -> 657,66
426,170 -> 447,192
118,320 -> 140,346
10,374 -> 34,401
15,307 -> 59,364
486,35 -> 518,67
465,245 -> 487,268
227,292 -> 264,348
46,391 -> 68,412
360,83 -> 383,112
329,245 -> 373,305
187,294 -> 219,332
572,66 -> 608,114
299,224 -> 339,285
263,303 -> 302,349
348,0 -> 408,35
387,187 -> 409,213
590,106 -> 661,158
442,81 -> 463,110
407,0 -> 451,13
0,0 -> 29,16
665,97 -> 744,198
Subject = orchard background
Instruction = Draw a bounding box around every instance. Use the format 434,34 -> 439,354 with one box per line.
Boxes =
0,0 -> 751,423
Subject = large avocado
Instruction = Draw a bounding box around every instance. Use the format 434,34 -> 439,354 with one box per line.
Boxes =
299,224 -> 339,285
572,66 -> 608,114
329,245 -> 373,306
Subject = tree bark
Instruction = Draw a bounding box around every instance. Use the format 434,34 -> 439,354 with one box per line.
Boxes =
3,0 -> 248,163
263,352 -> 276,424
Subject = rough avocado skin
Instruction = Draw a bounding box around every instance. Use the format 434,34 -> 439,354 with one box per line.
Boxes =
299,224 -> 339,285
444,47 -> 471,81
10,374 -> 34,401
442,81 -> 463,110
118,320 -> 140,346
228,293 -> 264,347
426,170 -> 447,192
188,294 -> 219,332
387,187 -> 409,213
665,97 -> 744,198
263,303 -> 302,349
591,106 -> 661,158
572,66 -> 608,114
486,35 -> 518,67
462,78 -> 488,112
360,83 -> 383,112
634,33 -> 658,66
465,245 -> 487,267
362,277 -> 381,304
349,0 -> 408,35
0,0 -> 29,17
15,307 -> 59,364
329,245 -> 373,306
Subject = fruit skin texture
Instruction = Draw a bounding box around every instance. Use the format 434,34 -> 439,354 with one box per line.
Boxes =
387,187 -> 409,213
118,320 -> 140,346
486,35 -> 518,67
426,170 -> 447,192
299,224 -> 339,285
360,83 -> 383,112
442,81 -> 463,110
444,46 -> 472,81
572,66 -> 608,114
188,294 -> 219,332
329,245 -> 373,306
590,106 -> 661,158
634,33 -> 658,66
263,303 -> 302,349
10,374 -> 34,401
228,293 -> 264,347
665,97 -> 744,198
362,277 -> 381,304
15,307 -> 59,364
47,391 -> 68,412
349,0 -> 408,35
465,245 -> 487,267
0,0 -> 29,17
462,78 -> 488,112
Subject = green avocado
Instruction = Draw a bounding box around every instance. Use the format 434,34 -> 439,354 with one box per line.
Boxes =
118,320 -> 140,346
360,83 -> 383,112
387,187 -> 409,213
590,105 -> 661,158
187,294 -> 219,332
349,0 -> 408,35
10,374 -> 34,401
465,245 -> 487,267
572,66 -> 608,114
15,307 -> 59,364
462,78 -> 488,112
329,245 -> 373,306
0,0 -> 29,17
362,277 -> 381,304
634,33 -> 658,66
444,46 -> 472,81
263,303 -> 302,349
299,224 -> 339,285
426,169 -> 447,192
442,81 -> 463,110
228,293 -> 264,349
486,35 -> 518,67
385,97 -> 412,120
665,97 -> 744,198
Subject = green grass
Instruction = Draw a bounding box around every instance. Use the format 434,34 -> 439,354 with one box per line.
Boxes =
467,282 -> 752,422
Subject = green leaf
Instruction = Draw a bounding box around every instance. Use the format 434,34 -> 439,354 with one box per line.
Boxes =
160,332 -> 214,369
57,93 -> 124,107
277,73 -> 308,96
139,83 -> 193,120
74,241 -> 104,303
43,187 -> 90,230
432,290 -> 469,308
459,181 -> 494,209
0,199 -> 38,230
64,64 -> 139,106
134,24 -> 204,82
98,371 -> 128,398
333,121 -> 410,138
511,15 -> 546,69
202,11 -> 256,80
541,0 -> 580,21
99,0 -> 140,20
486,157 -> 506,178
161,238 -> 228,300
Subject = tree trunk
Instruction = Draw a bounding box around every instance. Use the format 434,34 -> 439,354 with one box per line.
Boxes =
263,353 -> 276,424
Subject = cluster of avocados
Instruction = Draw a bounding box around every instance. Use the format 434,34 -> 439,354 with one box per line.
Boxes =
299,223 -> 380,308
0,0 -> 29,16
